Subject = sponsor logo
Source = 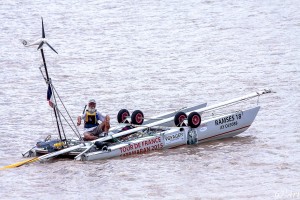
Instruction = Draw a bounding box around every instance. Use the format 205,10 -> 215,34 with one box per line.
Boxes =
164,132 -> 184,144
199,126 -> 207,132
119,137 -> 164,156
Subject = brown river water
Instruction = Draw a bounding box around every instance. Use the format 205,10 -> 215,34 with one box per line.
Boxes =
0,0 -> 299,199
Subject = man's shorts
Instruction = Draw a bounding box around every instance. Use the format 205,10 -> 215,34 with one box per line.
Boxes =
88,124 -> 107,137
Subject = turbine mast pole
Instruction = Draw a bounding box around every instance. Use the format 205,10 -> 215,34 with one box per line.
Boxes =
40,48 -> 63,142
40,17 -> 64,142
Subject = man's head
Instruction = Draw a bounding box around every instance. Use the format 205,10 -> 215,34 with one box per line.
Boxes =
88,99 -> 96,112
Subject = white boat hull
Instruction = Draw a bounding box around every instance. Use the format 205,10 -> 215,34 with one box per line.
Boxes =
30,103 -> 208,159
81,106 -> 260,161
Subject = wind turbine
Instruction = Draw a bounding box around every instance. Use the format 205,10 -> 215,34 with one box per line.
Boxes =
21,17 -> 64,143
21,17 -> 58,54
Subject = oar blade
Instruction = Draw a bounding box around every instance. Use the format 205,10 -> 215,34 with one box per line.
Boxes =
0,157 -> 39,170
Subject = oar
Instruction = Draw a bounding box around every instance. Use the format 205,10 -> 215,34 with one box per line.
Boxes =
0,157 -> 39,170
0,143 -> 87,170
82,105 -> 87,114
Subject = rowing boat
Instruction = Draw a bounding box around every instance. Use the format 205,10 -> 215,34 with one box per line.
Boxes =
19,18 -> 273,163
76,89 -> 270,161
25,88 -> 271,162
29,103 -> 207,158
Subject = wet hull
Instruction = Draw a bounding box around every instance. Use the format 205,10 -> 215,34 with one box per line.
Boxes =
29,103 -> 208,159
81,106 -> 260,161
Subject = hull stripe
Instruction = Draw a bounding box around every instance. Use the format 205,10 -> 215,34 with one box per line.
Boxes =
198,125 -> 251,142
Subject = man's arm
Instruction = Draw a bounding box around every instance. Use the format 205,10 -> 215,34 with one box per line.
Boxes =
77,113 -> 85,126
97,112 -> 106,122
77,116 -> 82,126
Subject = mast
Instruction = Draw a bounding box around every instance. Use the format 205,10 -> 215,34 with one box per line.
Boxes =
21,17 -> 84,143
38,18 -> 66,141
40,48 -> 64,141
38,17 -> 66,142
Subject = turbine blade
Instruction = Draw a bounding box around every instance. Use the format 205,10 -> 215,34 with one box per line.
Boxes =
46,42 -> 58,54
37,41 -> 44,50
41,17 -> 45,38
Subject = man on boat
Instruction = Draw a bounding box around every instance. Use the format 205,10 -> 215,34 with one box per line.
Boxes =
77,99 -> 110,141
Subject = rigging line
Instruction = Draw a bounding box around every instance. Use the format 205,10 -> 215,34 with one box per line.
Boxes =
40,49 -> 63,142
49,82 -> 68,146
40,64 -> 82,141
49,86 -> 63,142
39,64 -> 47,82
39,59 -> 83,141
40,62 -> 59,138
40,65 -> 65,141
57,106 -> 69,146
49,106 -> 57,136
54,104 -> 81,139
51,84 -> 83,141
56,107 -> 83,140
